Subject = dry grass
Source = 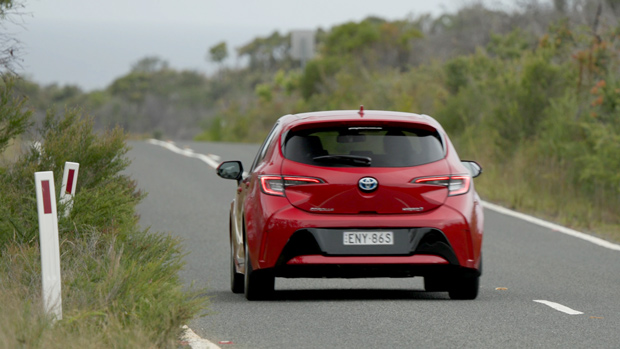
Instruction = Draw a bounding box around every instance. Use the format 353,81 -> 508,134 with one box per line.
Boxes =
0,136 -> 24,163
474,154 -> 620,243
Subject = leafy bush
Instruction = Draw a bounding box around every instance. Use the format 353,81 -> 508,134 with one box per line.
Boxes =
439,23 -> 620,238
0,108 -> 141,244
0,79 -> 32,154
0,83 -> 208,346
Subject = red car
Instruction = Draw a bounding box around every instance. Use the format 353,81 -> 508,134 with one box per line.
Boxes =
217,109 -> 483,300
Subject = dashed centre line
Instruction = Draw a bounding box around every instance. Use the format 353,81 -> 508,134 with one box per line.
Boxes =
533,300 -> 583,315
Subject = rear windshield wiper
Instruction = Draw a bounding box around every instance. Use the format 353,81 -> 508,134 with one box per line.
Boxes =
312,155 -> 372,167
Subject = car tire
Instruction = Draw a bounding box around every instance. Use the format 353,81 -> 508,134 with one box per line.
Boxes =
424,276 -> 450,292
230,242 -> 244,294
449,253 -> 482,300
448,275 -> 479,300
244,239 -> 274,300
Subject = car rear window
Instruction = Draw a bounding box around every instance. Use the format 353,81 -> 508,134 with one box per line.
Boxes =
284,126 -> 444,167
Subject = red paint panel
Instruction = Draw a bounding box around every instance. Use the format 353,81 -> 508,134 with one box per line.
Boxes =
286,254 -> 450,265
42,180 -> 52,214
66,169 -> 75,194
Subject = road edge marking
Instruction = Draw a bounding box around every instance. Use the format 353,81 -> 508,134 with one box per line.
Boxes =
148,139 -> 220,168
181,325 -> 221,349
533,300 -> 584,315
482,201 -> 620,252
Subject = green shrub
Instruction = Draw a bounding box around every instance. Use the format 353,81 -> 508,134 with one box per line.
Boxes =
0,83 -> 208,346
0,78 -> 32,154
0,108 -> 142,244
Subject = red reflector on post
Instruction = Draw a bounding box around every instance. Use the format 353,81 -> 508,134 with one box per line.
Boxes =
42,180 -> 52,214
66,169 -> 75,194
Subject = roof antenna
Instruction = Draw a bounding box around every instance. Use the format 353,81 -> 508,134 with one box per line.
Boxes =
358,105 -> 364,117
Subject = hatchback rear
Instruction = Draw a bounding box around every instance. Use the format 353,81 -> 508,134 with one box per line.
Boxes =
217,110 -> 483,300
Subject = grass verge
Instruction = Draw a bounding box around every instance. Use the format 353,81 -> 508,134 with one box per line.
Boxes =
473,154 -> 620,244
0,228 -> 208,348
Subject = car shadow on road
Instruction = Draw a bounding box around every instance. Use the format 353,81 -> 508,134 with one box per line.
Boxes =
268,288 -> 450,302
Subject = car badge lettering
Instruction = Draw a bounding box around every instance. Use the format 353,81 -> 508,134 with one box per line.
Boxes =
310,207 -> 334,212
358,177 -> 378,192
402,207 -> 424,212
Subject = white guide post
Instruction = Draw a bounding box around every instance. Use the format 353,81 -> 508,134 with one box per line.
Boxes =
34,171 -> 63,320
60,162 -> 79,217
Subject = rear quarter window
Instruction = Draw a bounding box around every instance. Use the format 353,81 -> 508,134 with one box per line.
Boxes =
284,126 -> 444,167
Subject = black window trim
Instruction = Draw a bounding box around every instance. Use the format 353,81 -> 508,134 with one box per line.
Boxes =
250,122 -> 281,173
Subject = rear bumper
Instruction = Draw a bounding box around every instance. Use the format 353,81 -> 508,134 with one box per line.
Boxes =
251,203 -> 481,272
268,227 -> 479,279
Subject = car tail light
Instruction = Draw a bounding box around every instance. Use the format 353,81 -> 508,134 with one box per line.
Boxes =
414,175 -> 471,196
260,175 -> 323,196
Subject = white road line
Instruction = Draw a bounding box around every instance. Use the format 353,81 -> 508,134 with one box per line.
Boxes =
483,201 -> 620,252
148,139 -> 220,168
196,153 -> 220,168
533,300 -> 584,315
181,325 -> 221,349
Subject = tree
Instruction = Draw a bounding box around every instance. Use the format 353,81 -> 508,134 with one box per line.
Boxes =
0,1 -> 30,153
323,20 -> 382,56
208,41 -> 228,64
237,31 -> 291,71
131,56 -> 169,73
0,79 -> 32,153
553,0 -> 568,13
606,0 -> 620,15
0,0 -> 24,74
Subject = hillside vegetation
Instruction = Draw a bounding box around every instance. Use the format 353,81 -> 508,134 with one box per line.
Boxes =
14,0 -> 620,241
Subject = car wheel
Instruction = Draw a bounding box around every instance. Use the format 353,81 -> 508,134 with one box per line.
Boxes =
230,241 -> 244,294
244,239 -> 274,300
448,275 -> 479,300
449,253 -> 482,300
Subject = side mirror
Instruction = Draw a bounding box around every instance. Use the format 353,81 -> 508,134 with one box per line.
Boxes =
216,161 -> 243,181
461,160 -> 482,178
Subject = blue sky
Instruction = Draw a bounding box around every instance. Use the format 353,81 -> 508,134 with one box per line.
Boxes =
10,0 -> 515,91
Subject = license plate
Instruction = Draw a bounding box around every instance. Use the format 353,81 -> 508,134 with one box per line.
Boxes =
343,232 -> 394,245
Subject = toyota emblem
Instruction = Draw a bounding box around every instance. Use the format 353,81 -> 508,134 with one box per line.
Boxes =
358,177 -> 378,192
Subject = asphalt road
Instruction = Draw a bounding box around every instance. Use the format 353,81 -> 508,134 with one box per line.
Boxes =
127,140 -> 620,349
